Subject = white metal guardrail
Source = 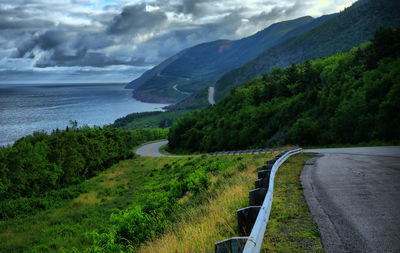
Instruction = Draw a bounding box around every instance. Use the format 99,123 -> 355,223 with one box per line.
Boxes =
242,148 -> 302,253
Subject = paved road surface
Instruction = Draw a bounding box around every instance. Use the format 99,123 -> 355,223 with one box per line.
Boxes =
135,140 -> 169,157
302,146 -> 400,253
173,84 -> 191,95
208,87 -> 215,105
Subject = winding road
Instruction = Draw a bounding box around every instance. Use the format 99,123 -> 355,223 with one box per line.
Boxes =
135,141 -> 400,252
208,86 -> 216,105
172,84 -> 191,95
302,146 -> 400,253
135,140 -> 169,157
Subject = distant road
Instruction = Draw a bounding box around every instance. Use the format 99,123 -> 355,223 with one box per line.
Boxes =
172,84 -> 191,95
208,87 -> 215,105
135,140 -> 169,157
302,146 -> 400,252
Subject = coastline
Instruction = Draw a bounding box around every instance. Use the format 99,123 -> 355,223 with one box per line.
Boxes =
0,83 -> 168,147
131,89 -> 177,104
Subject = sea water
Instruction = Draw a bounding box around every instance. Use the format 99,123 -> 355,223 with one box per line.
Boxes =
0,83 -> 167,146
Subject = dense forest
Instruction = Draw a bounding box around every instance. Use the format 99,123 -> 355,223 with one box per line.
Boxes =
0,125 -> 167,219
113,110 -> 189,129
168,27 -> 400,152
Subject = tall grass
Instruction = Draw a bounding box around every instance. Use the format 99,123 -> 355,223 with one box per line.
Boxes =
138,164 -> 259,253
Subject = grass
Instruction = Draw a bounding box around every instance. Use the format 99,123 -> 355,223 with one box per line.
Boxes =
0,151 -> 323,252
0,157 -> 174,252
138,159 -> 261,253
139,152 -> 323,253
0,152 -> 271,252
262,153 -> 324,252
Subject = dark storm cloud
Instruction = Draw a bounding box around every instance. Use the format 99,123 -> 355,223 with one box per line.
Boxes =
174,0 -> 215,17
108,3 -> 167,35
35,48 -> 147,68
13,39 -> 37,58
13,31 -> 71,58
36,31 -> 68,50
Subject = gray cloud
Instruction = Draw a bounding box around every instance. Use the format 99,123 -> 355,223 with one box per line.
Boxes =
35,48 -> 147,68
174,0 -> 214,17
108,3 -> 167,35
0,0 -> 357,83
37,31 -> 68,50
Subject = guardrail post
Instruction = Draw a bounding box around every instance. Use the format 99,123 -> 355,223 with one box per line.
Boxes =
254,178 -> 268,189
215,237 -> 249,253
237,206 -> 261,236
261,164 -> 273,170
249,188 -> 267,206
214,148 -> 302,253
257,169 -> 271,179
266,159 -> 277,166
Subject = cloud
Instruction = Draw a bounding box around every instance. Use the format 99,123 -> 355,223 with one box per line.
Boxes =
174,0 -> 216,17
108,3 -> 167,35
0,0 -> 358,83
35,48 -> 147,68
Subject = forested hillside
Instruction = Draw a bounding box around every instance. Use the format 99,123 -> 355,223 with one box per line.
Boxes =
127,15 -> 334,103
215,0 -> 400,100
168,27 -> 400,152
0,125 -> 167,219
113,110 -> 189,129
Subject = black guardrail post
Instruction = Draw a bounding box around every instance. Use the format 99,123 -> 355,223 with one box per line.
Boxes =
249,188 -> 267,206
214,148 -> 301,253
215,237 -> 249,253
237,206 -> 261,236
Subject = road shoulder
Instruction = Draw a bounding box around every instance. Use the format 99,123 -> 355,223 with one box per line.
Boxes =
301,153 -> 346,253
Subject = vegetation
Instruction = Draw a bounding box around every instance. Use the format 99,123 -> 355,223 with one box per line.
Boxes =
262,153 -> 323,252
215,0 -> 400,100
167,86 -> 210,110
0,124 -> 167,219
113,110 -> 189,130
127,16 -> 329,103
138,153 -> 323,253
1,150 -> 311,252
169,27 -> 400,152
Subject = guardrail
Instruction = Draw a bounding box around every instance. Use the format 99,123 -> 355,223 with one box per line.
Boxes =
215,148 -> 302,253
208,149 -> 269,155
208,147 -> 290,156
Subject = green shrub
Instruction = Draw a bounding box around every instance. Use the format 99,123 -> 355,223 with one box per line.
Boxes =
90,207 -> 167,251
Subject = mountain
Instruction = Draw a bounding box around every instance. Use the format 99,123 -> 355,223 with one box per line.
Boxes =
215,0 -> 400,100
126,15 -> 335,103
168,27 -> 400,152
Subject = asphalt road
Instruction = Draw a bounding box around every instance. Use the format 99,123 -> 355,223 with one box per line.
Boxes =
173,84 -> 191,95
208,86 -> 216,105
135,140 -> 169,157
302,146 -> 400,253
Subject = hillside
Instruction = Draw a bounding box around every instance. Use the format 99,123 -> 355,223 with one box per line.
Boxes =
113,110 -> 190,129
215,0 -> 400,100
1,145 -> 317,251
168,27 -> 400,152
126,15 -> 334,103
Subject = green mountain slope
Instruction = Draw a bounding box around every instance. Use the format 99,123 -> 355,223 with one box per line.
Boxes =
215,0 -> 400,100
127,16 -> 334,103
168,27 -> 400,152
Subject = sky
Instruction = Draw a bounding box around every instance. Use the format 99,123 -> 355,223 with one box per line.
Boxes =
0,0 -> 357,84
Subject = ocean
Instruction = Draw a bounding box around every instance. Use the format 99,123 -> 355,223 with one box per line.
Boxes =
0,83 -> 168,146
